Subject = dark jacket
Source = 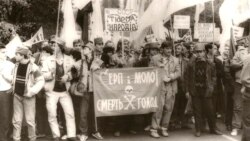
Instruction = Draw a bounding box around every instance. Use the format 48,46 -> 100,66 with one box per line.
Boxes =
186,57 -> 216,98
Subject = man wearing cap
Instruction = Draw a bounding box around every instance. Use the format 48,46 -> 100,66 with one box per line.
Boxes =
42,38 -> 77,141
149,41 -> 180,138
0,42 -> 15,141
12,47 -> 45,141
77,42 -> 104,141
186,44 -> 221,137
94,37 -> 104,50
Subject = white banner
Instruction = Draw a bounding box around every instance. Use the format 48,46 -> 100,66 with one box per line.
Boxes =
105,8 -> 138,31
173,15 -> 190,29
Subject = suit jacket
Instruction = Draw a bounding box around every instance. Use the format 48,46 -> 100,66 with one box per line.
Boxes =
151,54 -> 181,95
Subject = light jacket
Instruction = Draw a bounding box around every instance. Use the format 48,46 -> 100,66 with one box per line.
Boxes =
13,61 -> 45,97
42,55 -> 74,92
73,57 -> 103,92
240,55 -> 250,100
231,46 -> 249,84
151,54 -> 181,95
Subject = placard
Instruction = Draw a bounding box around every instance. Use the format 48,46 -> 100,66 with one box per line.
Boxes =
105,8 -> 138,31
173,15 -> 190,29
194,23 -> 220,42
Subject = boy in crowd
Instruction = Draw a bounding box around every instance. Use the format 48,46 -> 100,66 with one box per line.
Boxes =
12,47 -> 45,141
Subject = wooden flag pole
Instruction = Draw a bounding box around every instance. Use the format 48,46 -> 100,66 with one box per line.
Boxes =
170,15 -> 175,56
212,0 -> 215,44
56,0 -> 61,38
122,31 -> 125,59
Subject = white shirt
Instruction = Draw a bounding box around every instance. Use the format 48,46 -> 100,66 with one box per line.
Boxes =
0,60 -> 14,91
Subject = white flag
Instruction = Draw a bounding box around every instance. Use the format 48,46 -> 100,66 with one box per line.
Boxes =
61,0 -> 79,47
89,0 -> 103,41
5,35 -> 23,59
135,0 -> 213,41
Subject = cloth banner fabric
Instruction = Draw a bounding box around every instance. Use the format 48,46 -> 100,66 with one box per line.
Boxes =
24,27 -> 44,46
93,67 -> 163,117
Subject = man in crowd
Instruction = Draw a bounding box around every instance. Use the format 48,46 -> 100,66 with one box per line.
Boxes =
78,43 -> 104,141
172,43 -> 189,129
186,43 -> 221,137
43,38 -> 77,141
218,44 -> 234,131
240,54 -> 250,141
12,46 -> 45,141
205,43 -> 224,119
150,41 -> 180,138
94,37 -> 104,50
0,42 -> 15,141
231,42 -> 249,136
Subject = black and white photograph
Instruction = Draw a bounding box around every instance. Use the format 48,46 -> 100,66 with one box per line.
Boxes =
0,0 -> 249,141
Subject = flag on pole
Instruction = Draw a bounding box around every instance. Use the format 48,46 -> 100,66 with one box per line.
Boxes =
194,4 -> 205,24
24,27 -> 44,46
90,0 -> 104,41
135,0 -> 213,42
5,35 -> 23,59
219,0 -> 250,53
61,0 -> 79,47
73,0 -> 90,10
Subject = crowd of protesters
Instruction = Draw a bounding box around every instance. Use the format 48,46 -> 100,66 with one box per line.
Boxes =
0,35 -> 250,141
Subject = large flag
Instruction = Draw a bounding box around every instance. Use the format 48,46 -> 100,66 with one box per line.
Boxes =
219,0 -> 250,53
135,0 -> 213,42
194,4 -> 205,24
5,35 -> 23,59
61,0 -> 79,47
24,27 -> 44,46
73,0 -> 90,10
89,0 -> 104,41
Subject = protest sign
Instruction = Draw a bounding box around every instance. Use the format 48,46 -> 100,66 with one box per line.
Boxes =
93,67 -> 163,117
232,26 -> 244,39
194,23 -> 220,42
105,8 -> 138,31
173,15 -> 190,29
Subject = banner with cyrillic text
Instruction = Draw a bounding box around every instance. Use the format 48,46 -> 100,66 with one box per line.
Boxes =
105,8 -> 138,31
93,67 -> 163,117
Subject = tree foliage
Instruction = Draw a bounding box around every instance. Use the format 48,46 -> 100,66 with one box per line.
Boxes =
0,0 -> 58,43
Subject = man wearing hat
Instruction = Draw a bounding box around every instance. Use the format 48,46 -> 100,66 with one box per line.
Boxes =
149,41 -> 180,138
0,42 -> 15,141
12,46 -> 45,141
94,37 -> 104,50
185,44 -> 222,137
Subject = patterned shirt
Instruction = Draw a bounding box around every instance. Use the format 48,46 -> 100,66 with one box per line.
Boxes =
15,62 -> 29,96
